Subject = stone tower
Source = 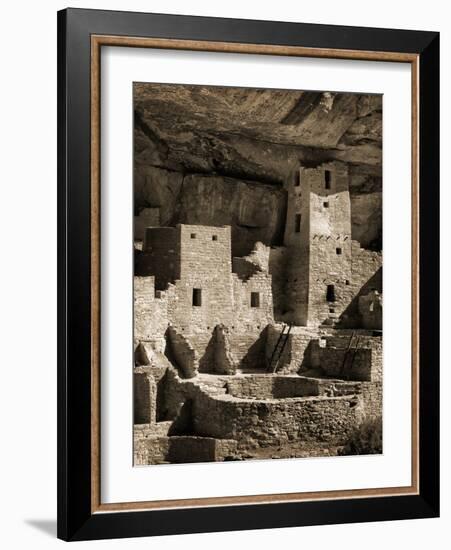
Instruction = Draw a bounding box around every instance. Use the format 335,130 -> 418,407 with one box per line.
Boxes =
283,161 -> 352,326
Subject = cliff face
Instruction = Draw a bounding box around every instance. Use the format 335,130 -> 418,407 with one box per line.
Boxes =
134,84 -> 382,254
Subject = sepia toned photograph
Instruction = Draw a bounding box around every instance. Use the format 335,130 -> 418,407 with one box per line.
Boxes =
133,83 -> 383,466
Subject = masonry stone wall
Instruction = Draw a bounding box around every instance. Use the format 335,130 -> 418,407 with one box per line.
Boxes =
134,435 -> 238,465
193,391 -> 363,450
272,161 -> 382,328
161,367 -> 363,451
284,247 -> 310,326
134,276 -> 168,350
229,330 -> 267,371
309,334 -> 382,382
225,375 -> 364,400
132,163 -> 384,463
268,246 -> 290,319
265,325 -> 318,373
233,241 -> 270,279
175,328 -> 267,373
225,375 -> 319,399
140,227 -> 180,289
244,241 -> 271,269
134,364 -> 169,424
133,370 -> 157,424
232,272 -> 274,329
160,225 -> 234,331
342,244 -> 382,327
135,359 -> 381,463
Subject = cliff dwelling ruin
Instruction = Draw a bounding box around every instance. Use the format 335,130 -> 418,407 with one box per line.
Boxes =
133,84 -> 383,465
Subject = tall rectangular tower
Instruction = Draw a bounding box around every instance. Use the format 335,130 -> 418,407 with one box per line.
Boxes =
284,161 -> 352,326
176,224 -> 235,331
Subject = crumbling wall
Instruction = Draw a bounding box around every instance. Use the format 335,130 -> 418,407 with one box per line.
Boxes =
232,257 -> 259,281
133,362 -> 170,424
232,240 -> 270,281
134,276 -> 169,350
133,368 -> 157,424
232,272 -> 274,329
214,325 -> 237,374
241,241 -> 270,271
166,326 -> 199,378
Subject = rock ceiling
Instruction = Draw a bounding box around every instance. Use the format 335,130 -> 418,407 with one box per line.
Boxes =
134,84 -> 382,254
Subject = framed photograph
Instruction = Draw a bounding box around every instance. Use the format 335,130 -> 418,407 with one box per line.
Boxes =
57,8 -> 439,541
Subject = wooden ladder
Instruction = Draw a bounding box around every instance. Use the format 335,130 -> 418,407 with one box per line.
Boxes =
341,331 -> 360,380
268,323 -> 292,374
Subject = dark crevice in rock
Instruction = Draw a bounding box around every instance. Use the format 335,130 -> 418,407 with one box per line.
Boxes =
134,109 -> 169,158
281,91 -> 322,125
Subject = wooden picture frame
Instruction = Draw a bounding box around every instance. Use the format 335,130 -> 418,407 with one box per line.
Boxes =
57,8 -> 439,541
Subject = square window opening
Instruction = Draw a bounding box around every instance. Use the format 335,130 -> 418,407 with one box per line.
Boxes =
325,170 -> 332,189
190,233 -> 196,239
192,288 -> 202,307
323,201 -> 329,208
336,247 -> 342,255
326,284 -> 336,302
251,292 -> 260,308
212,235 -> 218,241
295,214 -> 301,233
295,170 -> 301,187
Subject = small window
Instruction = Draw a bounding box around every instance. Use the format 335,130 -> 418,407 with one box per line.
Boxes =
190,233 -> 196,239
295,214 -> 301,233
323,201 -> 329,208
251,292 -> 260,308
325,170 -> 332,189
329,308 -> 335,314
192,288 -> 202,307
345,280 -> 350,286
295,170 -> 301,187
336,247 -> 342,255
326,284 -> 336,302
212,235 -> 218,241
